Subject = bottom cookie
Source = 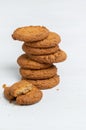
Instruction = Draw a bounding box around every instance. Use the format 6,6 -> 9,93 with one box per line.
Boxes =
22,75 -> 60,89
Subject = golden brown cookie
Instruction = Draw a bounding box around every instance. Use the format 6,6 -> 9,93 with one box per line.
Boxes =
3,84 -> 14,101
28,49 -> 67,64
19,65 -> 57,80
22,75 -> 60,89
25,32 -> 61,48
10,80 -> 33,97
3,80 -> 43,105
22,43 -> 59,55
17,54 -> 52,69
12,26 -> 49,42
16,86 -> 43,105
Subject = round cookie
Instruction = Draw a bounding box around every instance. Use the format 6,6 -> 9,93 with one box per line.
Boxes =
22,74 -> 60,89
17,54 -> 52,69
22,43 -> 59,55
16,86 -> 43,105
12,26 -> 49,42
25,32 -> 61,48
28,49 -> 67,64
19,65 -> 57,80
3,81 -> 43,105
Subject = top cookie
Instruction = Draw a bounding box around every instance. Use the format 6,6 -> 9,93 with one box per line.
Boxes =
25,32 -> 61,48
12,26 -> 49,42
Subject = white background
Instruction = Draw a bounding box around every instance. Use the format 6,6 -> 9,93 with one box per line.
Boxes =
0,0 -> 86,129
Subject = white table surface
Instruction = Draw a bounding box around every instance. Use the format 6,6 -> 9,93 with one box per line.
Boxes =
0,0 -> 86,129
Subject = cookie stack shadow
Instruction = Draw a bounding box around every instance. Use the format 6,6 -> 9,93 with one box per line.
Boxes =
12,26 -> 67,89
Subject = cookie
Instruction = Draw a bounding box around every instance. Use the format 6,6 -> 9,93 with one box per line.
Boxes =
19,65 -> 57,80
22,43 -> 59,55
9,80 -> 33,97
3,81 -> 43,105
12,26 -> 49,42
28,49 -> 67,64
25,32 -> 61,48
22,75 -> 60,89
17,54 -> 52,69
3,84 -> 14,101
16,86 -> 43,105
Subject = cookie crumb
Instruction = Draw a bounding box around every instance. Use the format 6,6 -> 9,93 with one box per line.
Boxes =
56,88 -> 59,91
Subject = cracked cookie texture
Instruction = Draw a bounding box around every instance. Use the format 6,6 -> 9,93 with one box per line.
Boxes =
25,32 -> 61,48
19,65 -> 57,80
12,26 -> 49,42
3,80 -> 43,105
28,49 -> 67,64
22,74 -> 60,89
17,54 -> 52,69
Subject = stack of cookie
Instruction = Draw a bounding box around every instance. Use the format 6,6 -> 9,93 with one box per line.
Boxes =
12,26 -> 67,89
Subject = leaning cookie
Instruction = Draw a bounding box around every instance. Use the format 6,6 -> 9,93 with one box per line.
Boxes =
22,74 -> 60,89
28,49 -> 67,64
17,54 -> 52,69
19,65 -> 57,80
12,26 -> 49,42
25,32 -> 61,48
22,43 -> 59,55
16,86 -> 43,105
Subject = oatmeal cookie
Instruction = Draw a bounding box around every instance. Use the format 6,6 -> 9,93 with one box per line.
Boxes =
22,43 -> 59,55
25,32 -> 61,48
16,86 -> 43,105
28,49 -> 67,64
19,65 -> 57,79
22,74 -> 60,89
9,80 -> 33,97
12,26 -> 49,42
17,54 -> 52,69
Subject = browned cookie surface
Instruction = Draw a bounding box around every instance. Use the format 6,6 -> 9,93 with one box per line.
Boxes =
25,32 -> 61,48
3,85 -> 14,101
3,81 -> 43,105
16,86 -> 43,105
20,65 -> 57,80
17,54 -> 52,69
10,80 -> 33,97
12,26 -> 49,42
22,43 -> 59,55
22,75 -> 60,89
28,50 -> 67,64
